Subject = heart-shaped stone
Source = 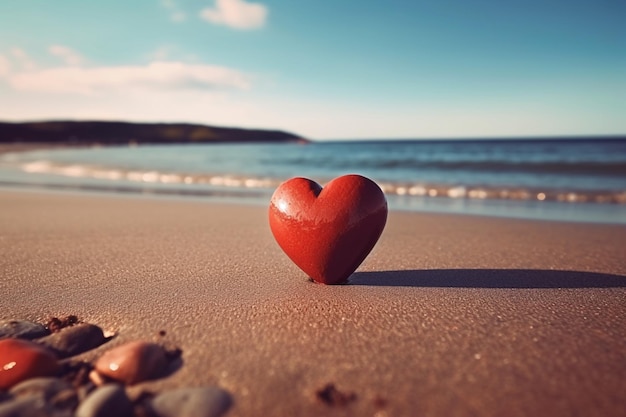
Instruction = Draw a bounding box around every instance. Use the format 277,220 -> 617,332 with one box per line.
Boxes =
269,174 -> 387,284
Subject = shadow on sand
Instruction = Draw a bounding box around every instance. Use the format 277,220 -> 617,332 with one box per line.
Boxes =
348,269 -> 626,289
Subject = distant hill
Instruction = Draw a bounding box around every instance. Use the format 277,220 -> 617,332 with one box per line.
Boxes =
0,121 -> 307,145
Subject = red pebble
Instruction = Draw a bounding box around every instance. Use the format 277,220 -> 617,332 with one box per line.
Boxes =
269,174 -> 388,284
0,338 -> 60,389
94,341 -> 168,385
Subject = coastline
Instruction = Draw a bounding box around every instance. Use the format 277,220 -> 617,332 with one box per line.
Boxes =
1,189 -> 625,416
2,141 -> 625,225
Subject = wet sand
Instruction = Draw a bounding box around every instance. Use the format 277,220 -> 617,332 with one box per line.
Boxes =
1,189 -> 625,416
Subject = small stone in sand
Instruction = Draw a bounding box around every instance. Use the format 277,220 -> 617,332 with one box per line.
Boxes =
46,315 -> 79,333
0,319 -> 49,340
0,395 -> 70,417
37,323 -> 106,358
61,361 -> 93,389
149,387 -> 233,417
316,383 -> 357,407
10,376 -> 72,400
94,341 -> 168,385
75,384 -> 133,417
0,391 -> 9,403
9,377 -> 77,414
0,339 -> 60,390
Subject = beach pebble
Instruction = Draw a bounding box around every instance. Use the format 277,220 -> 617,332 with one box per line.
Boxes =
0,395 -> 44,417
75,384 -> 133,417
8,377 -> 77,416
94,341 -> 168,385
149,387 -> 232,417
0,320 -> 48,340
0,394 -> 73,417
9,377 -> 72,401
37,323 -> 105,358
0,339 -> 60,390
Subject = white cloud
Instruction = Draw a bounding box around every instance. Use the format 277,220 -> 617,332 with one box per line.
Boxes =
0,54 -> 10,76
10,48 -> 36,71
49,45 -> 84,66
148,45 -> 174,61
146,45 -> 200,64
161,0 -> 186,22
200,0 -> 268,30
5,61 -> 251,94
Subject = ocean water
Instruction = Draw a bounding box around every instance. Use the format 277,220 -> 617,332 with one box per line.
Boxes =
1,138 -> 625,224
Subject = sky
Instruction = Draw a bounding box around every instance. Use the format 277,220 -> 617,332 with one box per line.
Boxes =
0,0 -> 624,140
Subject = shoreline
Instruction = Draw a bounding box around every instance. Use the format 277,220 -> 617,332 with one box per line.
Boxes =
1,189 -> 625,416
1,179 -> 624,226
1,140 -> 624,225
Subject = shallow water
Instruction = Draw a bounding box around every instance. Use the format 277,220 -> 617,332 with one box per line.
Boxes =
1,138 -> 625,224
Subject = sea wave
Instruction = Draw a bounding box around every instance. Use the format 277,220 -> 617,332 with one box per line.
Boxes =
17,160 -> 626,205
267,157 -> 626,176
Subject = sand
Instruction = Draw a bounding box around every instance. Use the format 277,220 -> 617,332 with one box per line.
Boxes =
1,188 -> 625,417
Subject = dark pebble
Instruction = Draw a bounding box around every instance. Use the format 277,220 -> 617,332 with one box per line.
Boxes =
0,320 -> 48,340
150,387 -> 232,417
75,384 -> 133,417
0,396 -> 41,417
10,377 -> 72,401
9,377 -> 78,413
45,316 -> 79,333
316,383 -> 357,406
0,394 -> 73,417
37,324 -> 105,358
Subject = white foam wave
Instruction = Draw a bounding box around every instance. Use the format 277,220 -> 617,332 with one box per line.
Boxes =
17,160 -> 626,205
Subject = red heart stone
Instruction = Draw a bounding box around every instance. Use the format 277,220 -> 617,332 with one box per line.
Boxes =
269,174 -> 387,284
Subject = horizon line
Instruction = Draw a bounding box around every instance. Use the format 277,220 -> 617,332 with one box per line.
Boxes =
1,118 -> 625,142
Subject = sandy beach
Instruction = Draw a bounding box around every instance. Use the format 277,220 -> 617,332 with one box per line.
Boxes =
1,188 -> 625,416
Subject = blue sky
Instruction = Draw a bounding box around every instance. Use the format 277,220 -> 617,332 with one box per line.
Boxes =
0,0 -> 624,139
